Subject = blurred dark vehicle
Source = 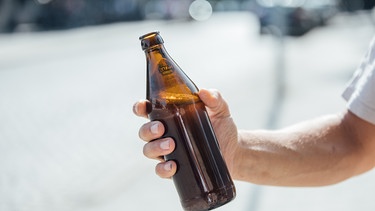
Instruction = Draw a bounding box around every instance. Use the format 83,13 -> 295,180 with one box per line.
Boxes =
246,0 -> 339,36
143,0 -> 192,20
0,0 -> 147,32
0,0 -> 194,33
340,0 -> 375,12
1,0 -> 372,34
304,0 -> 338,26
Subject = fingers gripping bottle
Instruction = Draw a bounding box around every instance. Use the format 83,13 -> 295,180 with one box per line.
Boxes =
139,31 -> 236,211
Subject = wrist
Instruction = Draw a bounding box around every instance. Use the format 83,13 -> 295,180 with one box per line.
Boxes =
230,130 -> 250,181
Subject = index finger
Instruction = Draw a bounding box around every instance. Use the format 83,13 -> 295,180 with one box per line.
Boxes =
133,100 -> 149,118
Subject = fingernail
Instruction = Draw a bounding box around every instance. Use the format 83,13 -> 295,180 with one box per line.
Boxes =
160,139 -> 170,150
150,122 -> 159,134
164,162 -> 172,171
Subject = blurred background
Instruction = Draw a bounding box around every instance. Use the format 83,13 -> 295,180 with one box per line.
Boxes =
1,0 -> 375,34
1,0 -> 375,211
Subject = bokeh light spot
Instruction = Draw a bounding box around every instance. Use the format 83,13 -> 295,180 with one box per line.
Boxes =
189,0 -> 213,21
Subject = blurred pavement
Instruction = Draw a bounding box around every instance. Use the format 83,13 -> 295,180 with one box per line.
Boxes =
1,11 -> 375,211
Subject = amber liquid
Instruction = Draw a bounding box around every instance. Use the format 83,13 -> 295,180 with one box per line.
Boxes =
148,100 -> 236,211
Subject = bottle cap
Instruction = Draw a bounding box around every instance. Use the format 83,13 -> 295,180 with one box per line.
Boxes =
139,31 -> 164,50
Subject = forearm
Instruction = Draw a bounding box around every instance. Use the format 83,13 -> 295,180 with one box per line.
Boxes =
232,113 -> 366,186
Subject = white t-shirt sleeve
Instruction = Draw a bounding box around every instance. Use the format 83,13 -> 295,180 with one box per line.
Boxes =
342,37 -> 375,125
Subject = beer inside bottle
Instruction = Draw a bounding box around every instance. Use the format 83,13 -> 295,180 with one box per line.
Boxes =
139,31 -> 236,211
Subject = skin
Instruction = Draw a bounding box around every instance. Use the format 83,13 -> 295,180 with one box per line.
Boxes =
133,88 -> 375,187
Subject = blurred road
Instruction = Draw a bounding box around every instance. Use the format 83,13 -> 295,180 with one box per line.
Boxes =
1,11 -> 375,211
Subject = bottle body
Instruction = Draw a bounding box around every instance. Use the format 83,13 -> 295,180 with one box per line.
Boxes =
140,32 -> 235,211
149,100 -> 235,210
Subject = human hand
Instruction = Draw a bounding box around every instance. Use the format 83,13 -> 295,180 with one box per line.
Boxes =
133,89 -> 239,179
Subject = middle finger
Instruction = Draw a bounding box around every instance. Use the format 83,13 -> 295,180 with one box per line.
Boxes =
138,121 -> 165,142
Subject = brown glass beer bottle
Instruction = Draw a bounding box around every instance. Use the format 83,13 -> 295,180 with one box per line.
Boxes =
139,31 -> 236,211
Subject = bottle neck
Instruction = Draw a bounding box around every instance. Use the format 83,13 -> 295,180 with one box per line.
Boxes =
144,43 -> 166,53
144,44 -> 171,64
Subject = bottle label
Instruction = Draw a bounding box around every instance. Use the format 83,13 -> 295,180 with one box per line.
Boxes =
158,59 -> 174,75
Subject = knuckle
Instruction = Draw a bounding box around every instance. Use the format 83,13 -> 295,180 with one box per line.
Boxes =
143,142 -> 156,159
133,100 -> 149,118
155,163 -> 168,178
155,161 -> 176,179
142,144 -> 150,158
138,121 -> 164,141
138,122 -> 152,141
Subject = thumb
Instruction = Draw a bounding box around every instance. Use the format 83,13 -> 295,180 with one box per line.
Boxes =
198,89 -> 231,118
